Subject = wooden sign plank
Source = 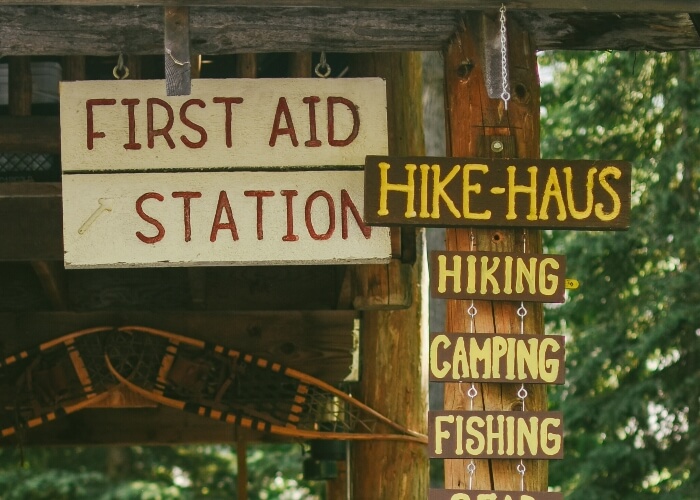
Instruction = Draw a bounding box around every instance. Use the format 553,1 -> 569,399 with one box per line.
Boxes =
60,78 -> 387,172
430,251 -> 566,303
430,333 -> 565,384
429,490 -> 563,500
62,170 -> 390,268
364,156 -> 631,229
429,410 -> 564,459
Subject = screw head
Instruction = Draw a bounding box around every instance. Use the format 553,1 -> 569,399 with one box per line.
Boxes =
491,140 -> 504,152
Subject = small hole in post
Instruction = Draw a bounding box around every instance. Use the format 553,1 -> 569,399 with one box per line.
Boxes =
457,60 -> 474,80
514,83 -> 528,101
492,232 -> 503,242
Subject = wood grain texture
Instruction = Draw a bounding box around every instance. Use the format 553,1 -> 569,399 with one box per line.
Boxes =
8,57 -> 32,117
430,490 -> 562,500
0,116 -> 60,154
0,1 -> 697,14
164,6 -> 191,96
349,51 -> 428,500
443,14 -> 548,492
0,6 -> 697,55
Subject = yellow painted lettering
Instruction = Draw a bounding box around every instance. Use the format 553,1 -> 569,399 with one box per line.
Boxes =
452,336 -> 470,379
430,334 -> 451,379
506,336 -> 517,381
518,338 -> 539,380
465,416 -> 485,455
433,415 -> 454,455
541,417 -> 562,456
486,414 -> 505,455
466,254 -> 477,294
515,257 -> 537,294
595,166 -> 622,221
491,335 -> 508,378
517,416 -> 539,456
506,166 -> 538,221
419,164 -> 431,218
539,167 -> 567,221
378,162 -> 416,218
480,256 -> 501,295
539,338 -> 561,383
539,257 -> 560,296
469,336 -> 490,378
455,415 -> 464,454
431,164 -> 462,219
462,163 -> 491,220
503,255 -> 514,294
506,416 -> 515,456
438,254 -> 462,294
564,166 -> 596,219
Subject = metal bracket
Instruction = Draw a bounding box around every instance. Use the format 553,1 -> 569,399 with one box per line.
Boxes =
344,318 -> 361,382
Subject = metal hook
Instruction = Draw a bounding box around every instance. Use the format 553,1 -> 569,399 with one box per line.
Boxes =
113,52 -> 129,80
315,51 -> 331,78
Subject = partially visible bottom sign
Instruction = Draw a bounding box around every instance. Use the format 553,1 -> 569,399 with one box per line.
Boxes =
63,170 -> 391,268
429,490 -> 563,500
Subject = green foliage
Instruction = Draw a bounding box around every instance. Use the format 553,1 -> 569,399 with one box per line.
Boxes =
541,51 -> 700,498
0,444 -> 324,499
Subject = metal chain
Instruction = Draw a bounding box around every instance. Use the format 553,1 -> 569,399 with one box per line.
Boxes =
499,4 -> 511,109
315,51 -> 331,78
113,52 -> 129,80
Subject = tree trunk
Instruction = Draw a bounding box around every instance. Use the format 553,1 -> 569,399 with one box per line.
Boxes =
349,52 -> 428,500
442,14 -> 548,492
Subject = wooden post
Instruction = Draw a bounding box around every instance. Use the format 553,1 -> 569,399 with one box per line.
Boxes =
442,14 -> 547,491
349,52 -> 428,499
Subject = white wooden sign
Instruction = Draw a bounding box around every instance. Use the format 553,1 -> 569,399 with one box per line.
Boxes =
60,78 -> 387,172
62,171 -> 390,268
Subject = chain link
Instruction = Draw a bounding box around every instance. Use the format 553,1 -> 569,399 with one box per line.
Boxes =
499,4 -> 511,109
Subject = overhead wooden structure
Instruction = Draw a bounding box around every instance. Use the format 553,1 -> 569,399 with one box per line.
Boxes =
1,0 -> 700,54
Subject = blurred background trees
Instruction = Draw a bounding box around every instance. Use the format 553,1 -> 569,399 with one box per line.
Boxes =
542,51 -> 700,499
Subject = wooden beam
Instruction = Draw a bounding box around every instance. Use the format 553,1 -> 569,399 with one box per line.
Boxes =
30,260 -> 68,309
0,1 -> 698,14
1,6 -> 697,55
0,310 -> 357,382
0,116 -> 60,154
442,14 -> 547,491
350,51 -> 428,500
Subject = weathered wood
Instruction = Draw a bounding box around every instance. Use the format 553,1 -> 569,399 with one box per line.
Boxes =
443,14 -> 548,492
429,332 -> 566,384
288,52 -> 312,78
0,310 -> 356,382
164,6 -> 191,96
364,156 -> 632,229
0,116 -> 60,154
350,258 -> 412,310
59,78 -> 388,171
235,53 -> 257,78
429,410 -> 564,459
0,183 -> 63,261
0,1 -> 697,14
8,57 -> 32,117
430,251 -> 567,303
0,7 -> 697,56
30,260 -> 68,309
61,55 -> 85,81
62,171 -> 391,268
350,51 -> 428,500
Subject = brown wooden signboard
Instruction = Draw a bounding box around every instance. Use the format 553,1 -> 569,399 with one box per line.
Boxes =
429,410 -> 564,459
364,156 -> 631,229
430,333 -> 565,384
430,251 -> 566,303
429,490 -> 563,500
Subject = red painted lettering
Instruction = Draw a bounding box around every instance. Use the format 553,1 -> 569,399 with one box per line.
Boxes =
121,98 -> 142,150
280,190 -> 299,242
305,190 -> 335,240
147,98 -> 176,149
172,191 -> 202,242
213,97 -> 244,148
244,190 -> 275,240
210,191 -> 239,242
269,97 -> 298,147
86,98 -> 116,150
180,99 -> 208,148
303,96 -> 322,147
135,192 -> 165,244
340,189 -> 371,239
327,96 -> 360,147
